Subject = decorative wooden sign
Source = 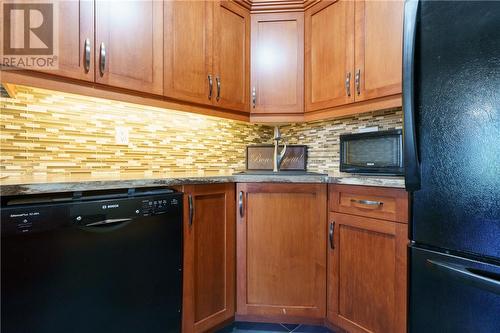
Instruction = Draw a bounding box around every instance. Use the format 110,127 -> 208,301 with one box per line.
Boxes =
246,145 -> 307,171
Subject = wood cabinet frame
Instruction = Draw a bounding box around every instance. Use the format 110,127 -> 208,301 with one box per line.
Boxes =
305,0 -> 354,112
353,0 -> 404,102
250,12 -> 304,115
327,212 -> 407,333
95,0 -> 164,94
182,183 -> 236,333
213,1 -> 251,112
1,0 -> 404,123
236,183 -> 327,324
303,0 -> 404,118
327,184 -> 409,333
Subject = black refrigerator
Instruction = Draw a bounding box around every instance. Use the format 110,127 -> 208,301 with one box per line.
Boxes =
403,1 -> 500,332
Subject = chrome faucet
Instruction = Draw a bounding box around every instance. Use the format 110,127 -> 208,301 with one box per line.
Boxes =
273,126 -> 287,172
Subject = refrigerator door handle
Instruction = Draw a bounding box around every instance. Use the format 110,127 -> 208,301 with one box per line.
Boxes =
427,259 -> 500,295
402,0 -> 421,191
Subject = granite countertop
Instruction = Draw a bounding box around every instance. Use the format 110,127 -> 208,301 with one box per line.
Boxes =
0,171 -> 405,196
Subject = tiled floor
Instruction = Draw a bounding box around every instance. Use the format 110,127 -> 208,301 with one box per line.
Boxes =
217,322 -> 335,333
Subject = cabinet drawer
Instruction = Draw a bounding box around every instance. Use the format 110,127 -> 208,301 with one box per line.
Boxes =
329,184 -> 408,223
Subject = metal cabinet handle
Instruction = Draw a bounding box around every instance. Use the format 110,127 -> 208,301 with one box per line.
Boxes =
252,87 -> 256,108
99,42 -> 106,76
427,259 -> 500,295
84,218 -> 132,227
345,72 -> 351,97
84,38 -> 91,73
329,222 -> 335,249
351,199 -> 383,206
208,75 -> 213,100
239,191 -> 244,218
188,195 -> 194,227
216,76 -> 221,101
355,69 -> 361,95
402,0 -> 421,192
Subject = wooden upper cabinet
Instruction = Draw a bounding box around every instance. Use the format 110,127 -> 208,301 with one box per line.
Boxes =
305,0 -> 354,112
236,183 -> 326,321
305,0 -> 403,113
95,0 -> 163,94
250,12 -> 304,114
213,1 -> 250,112
354,0 -> 404,101
164,1 -> 213,106
29,0 -> 94,82
182,183 -> 235,333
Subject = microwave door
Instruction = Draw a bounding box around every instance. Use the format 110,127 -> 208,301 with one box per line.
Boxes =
340,130 -> 404,175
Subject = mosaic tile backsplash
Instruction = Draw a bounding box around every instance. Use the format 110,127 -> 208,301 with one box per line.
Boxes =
0,85 -> 272,177
0,85 -> 402,178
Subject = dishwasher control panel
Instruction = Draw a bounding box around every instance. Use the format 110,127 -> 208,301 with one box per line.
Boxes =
1,192 -> 183,235
141,197 -> 179,216
71,194 -> 182,224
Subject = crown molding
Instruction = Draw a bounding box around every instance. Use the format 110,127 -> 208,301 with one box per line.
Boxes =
233,0 -> 320,13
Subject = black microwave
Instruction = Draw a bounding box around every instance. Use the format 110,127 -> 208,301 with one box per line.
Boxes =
340,129 -> 404,175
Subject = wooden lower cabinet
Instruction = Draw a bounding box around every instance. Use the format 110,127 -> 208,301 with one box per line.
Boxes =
327,185 -> 408,333
236,183 -> 327,323
182,183 -> 236,333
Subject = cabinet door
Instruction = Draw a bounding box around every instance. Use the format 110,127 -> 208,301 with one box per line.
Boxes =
305,0 -> 354,112
250,13 -> 304,114
95,0 -> 163,94
182,184 -> 235,333
354,0 -> 404,101
164,1 -> 213,106
236,183 -> 326,321
213,1 -> 250,112
28,0 -> 94,81
327,212 -> 407,333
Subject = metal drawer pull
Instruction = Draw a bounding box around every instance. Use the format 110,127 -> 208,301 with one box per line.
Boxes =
84,38 -> 91,73
427,259 -> 500,295
208,75 -> 213,100
239,191 -> 244,218
355,69 -> 361,95
329,221 -> 335,249
188,195 -> 194,227
351,199 -> 383,206
252,87 -> 256,108
345,72 -> 351,97
99,42 -> 106,76
216,76 -> 221,101
85,218 -> 132,227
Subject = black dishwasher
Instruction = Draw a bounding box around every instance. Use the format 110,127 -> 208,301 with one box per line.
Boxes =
1,188 -> 183,333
